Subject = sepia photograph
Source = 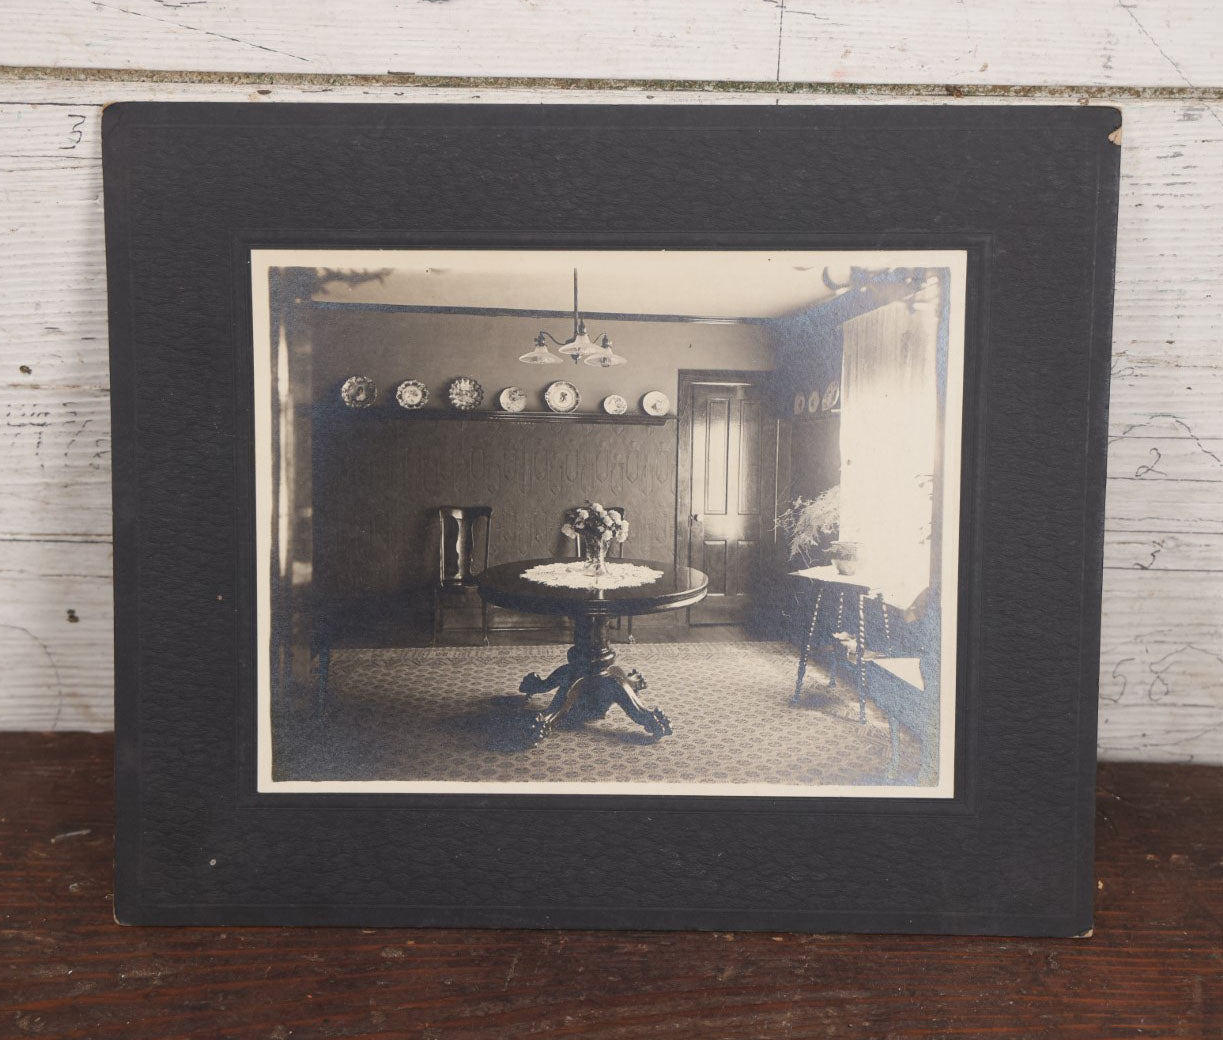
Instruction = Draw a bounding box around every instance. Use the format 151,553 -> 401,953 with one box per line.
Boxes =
252,248 -> 966,796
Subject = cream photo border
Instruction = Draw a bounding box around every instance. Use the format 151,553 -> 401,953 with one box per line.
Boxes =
251,248 -> 967,797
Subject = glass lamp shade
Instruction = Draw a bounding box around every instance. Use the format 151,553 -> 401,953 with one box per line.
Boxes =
584,340 -> 627,368
557,329 -> 597,360
519,337 -> 563,364
575,334 -> 606,361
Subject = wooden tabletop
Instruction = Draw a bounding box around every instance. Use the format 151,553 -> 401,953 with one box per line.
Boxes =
478,558 -> 708,618
790,563 -> 877,588
3,732 -> 1220,1039
789,564 -> 895,601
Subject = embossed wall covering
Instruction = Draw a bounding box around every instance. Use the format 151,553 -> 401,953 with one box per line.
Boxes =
314,416 -> 679,624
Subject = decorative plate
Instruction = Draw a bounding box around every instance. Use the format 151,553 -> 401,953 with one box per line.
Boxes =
793,393 -> 806,415
544,380 -> 580,413
602,394 -> 628,415
340,375 -> 377,408
808,390 -> 822,413
821,380 -> 841,412
641,390 -> 670,416
447,376 -> 483,411
499,387 -> 527,412
394,379 -> 428,410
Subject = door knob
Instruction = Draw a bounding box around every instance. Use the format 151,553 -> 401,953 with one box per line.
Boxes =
689,513 -> 701,524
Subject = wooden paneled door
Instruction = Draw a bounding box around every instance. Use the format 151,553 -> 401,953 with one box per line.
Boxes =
678,372 -> 777,625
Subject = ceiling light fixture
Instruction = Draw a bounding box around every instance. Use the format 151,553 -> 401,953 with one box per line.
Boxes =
519,268 -> 626,367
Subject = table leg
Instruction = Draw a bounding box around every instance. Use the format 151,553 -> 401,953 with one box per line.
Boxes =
604,666 -> 670,738
856,591 -> 867,724
527,673 -> 598,744
793,585 -> 824,704
878,594 -> 891,644
829,591 -> 846,689
518,616 -> 671,744
519,662 -> 574,698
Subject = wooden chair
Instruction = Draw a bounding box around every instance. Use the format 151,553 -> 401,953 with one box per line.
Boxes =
864,657 -> 939,785
569,505 -> 633,643
863,589 -> 941,784
434,506 -> 493,645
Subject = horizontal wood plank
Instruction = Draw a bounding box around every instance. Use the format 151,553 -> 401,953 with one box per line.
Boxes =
0,81 -> 1220,765
0,541 -> 113,731
1100,568 -> 1223,761
2,0 -> 1221,88
0,385 -> 111,539
0,0 -> 782,80
780,0 -> 1223,89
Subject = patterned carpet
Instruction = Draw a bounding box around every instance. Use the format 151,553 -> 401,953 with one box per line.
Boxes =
274,641 -> 923,788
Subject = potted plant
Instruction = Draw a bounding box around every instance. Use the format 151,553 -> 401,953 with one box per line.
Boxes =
775,487 -> 840,568
827,539 -> 861,575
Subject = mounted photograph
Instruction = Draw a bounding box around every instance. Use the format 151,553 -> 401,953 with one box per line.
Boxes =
107,102 -> 1119,932
252,247 -> 967,797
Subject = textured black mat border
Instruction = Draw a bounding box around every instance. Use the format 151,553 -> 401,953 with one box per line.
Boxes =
105,103 -> 1119,934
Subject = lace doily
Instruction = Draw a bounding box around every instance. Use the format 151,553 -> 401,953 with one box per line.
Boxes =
521,561 -> 665,591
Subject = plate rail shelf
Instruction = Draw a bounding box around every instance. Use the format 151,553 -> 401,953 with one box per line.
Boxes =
329,407 -> 673,425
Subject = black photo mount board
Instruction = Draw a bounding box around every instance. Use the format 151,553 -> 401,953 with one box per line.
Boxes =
104,102 -> 1119,934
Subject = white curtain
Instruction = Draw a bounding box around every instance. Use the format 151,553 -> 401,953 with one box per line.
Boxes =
839,285 -> 940,607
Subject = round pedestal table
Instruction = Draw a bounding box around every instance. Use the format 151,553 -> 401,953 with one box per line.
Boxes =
477,559 -> 708,743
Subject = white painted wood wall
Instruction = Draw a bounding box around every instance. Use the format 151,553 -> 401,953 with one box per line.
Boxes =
1,1 -> 1220,763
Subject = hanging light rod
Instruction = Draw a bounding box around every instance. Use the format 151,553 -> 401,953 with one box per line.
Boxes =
519,268 -> 627,367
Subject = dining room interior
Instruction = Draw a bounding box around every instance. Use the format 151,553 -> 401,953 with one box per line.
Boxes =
256,249 -> 962,794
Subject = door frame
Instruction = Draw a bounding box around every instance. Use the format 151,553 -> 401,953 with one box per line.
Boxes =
675,369 -> 780,627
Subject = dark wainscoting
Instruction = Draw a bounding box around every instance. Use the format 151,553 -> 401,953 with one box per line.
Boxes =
786,413 -> 840,502
313,410 -> 679,637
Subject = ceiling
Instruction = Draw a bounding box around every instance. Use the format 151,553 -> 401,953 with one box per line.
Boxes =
286,249 -> 933,320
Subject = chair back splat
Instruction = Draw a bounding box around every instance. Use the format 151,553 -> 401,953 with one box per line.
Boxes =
434,506 -> 493,646
438,505 -> 493,585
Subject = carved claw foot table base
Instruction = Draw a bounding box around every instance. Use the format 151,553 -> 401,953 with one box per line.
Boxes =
519,618 -> 670,742
478,559 -> 707,745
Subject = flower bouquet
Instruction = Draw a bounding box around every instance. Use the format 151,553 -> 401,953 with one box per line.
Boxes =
562,501 -> 629,576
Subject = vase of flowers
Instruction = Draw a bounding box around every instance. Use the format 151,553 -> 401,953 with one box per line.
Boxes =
562,502 -> 629,577
584,537 -> 610,576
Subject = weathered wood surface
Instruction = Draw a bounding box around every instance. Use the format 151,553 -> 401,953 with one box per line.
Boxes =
2,733 -> 1220,1039
0,3 -> 1221,765
1,0 -> 1221,88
